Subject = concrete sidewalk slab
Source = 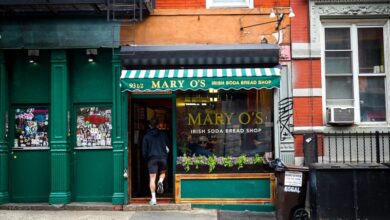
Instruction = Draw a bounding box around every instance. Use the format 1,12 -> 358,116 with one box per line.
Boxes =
0,210 -> 218,220
217,210 -> 276,220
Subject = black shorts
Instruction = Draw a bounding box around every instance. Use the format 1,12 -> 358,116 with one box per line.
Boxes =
147,158 -> 167,174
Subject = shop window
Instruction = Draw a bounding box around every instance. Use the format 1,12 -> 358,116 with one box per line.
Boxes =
206,0 -> 253,9
76,106 -> 112,148
176,89 -> 273,157
14,108 -> 49,148
324,23 -> 387,123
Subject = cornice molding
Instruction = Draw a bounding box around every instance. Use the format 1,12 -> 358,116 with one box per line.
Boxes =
310,3 -> 390,43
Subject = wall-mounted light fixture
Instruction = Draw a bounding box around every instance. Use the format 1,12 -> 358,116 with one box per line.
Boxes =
86,49 -> 98,63
28,50 -> 39,64
240,7 -> 295,32
270,7 -> 295,18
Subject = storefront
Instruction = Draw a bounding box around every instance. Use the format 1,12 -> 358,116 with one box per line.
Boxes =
121,44 -> 281,211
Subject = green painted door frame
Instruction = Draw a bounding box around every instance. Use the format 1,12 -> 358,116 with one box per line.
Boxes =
112,50 -> 125,205
0,51 -> 9,204
128,93 -> 177,197
49,50 -> 71,204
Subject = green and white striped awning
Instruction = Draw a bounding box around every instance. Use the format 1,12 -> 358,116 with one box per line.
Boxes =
120,68 -> 280,92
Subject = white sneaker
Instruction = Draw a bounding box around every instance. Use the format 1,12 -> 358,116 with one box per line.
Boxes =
157,181 -> 164,194
149,200 -> 157,206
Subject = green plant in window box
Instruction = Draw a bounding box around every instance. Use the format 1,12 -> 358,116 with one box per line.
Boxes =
207,155 -> 218,173
183,155 -> 192,172
193,155 -> 204,169
223,156 -> 234,168
252,154 -> 263,165
236,155 -> 247,170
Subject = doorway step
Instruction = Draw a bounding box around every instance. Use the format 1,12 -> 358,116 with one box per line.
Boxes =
0,202 -> 191,211
125,198 -> 191,211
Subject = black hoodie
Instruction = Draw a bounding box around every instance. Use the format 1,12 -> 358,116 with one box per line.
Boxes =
142,128 -> 169,160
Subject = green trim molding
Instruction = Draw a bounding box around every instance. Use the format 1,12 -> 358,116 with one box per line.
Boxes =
0,51 -> 9,204
112,49 -> 125,205
49,50 -> 71,204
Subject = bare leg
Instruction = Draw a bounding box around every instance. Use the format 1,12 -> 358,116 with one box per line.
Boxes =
159,170 -> 166,182
149,173 -> 157,193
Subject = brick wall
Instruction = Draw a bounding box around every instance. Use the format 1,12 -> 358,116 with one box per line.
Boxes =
292,59 -> 322,88
156,0 -> 290,9
293,97 -> 323,126
156,0 -> 204,9
291,0 -> 309,43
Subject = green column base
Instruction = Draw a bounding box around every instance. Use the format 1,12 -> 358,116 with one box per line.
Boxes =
49,192 -> 71,205
0,192 -> 9,204
112,192 -> 124,205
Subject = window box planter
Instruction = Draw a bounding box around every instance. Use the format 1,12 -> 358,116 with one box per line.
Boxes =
176,164 -> 272,174
176,155 -> 273,174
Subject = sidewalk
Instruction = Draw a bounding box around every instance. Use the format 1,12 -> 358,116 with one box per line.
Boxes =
0,203 -> 276,220
0,209 -> 217,220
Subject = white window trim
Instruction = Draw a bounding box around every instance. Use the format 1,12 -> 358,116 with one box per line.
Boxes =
206,0 -> 253,9
321,19 -> 390,125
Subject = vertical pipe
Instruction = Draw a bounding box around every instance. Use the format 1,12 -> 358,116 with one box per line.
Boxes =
363,131 -> 366,163
335,132 -> 338,163
328,133 -> 331,163
370,132 -> 373,163
356,132 -> 359,163
375,131 -> 380,163
342,131 -> 345,163
349,132 -> 352,163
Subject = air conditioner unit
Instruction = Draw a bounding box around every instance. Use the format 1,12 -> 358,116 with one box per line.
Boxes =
327,107 -> 354,124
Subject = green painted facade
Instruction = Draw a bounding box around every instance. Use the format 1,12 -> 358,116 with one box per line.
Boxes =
0,19 -> 119,49
0,16 -> 124,205
181,179 -> 271,199
0,51 -> 9,204
72,149 -> 113,202
10,150 -> 51,202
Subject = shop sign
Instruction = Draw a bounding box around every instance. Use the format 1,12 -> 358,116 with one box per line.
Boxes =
122,77 -> 278,91
120,68 -> 280,92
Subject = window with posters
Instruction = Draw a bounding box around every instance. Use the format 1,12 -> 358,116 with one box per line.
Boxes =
176,89 -> 273,157
14,108 -> 49,148
76,106 -> 112,149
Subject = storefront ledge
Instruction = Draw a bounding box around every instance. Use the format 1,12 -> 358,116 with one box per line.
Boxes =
0,202 -> 115,211
124,203 -> 191,211
192,203 -> 275,213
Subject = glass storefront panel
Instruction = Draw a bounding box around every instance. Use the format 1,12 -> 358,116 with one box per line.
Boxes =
14,108 -> 49,148
76,106 -> 112,148
176,89 -> 273,157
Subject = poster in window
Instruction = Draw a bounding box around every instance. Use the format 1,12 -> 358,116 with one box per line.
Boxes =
76,106 -> 112,148
14,108 -> 49,148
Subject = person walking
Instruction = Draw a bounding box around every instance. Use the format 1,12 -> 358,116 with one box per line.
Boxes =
142,118 -> 170,206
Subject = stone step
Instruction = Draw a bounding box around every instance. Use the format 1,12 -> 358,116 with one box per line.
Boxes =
0,202 -> 113,211
124,203 -> 191,211
0,202 -> 192,212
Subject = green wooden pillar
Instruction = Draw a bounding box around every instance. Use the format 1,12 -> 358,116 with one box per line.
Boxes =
112,49 -> 125,205
0,51 -> 9,204
49,50 -> 71,204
